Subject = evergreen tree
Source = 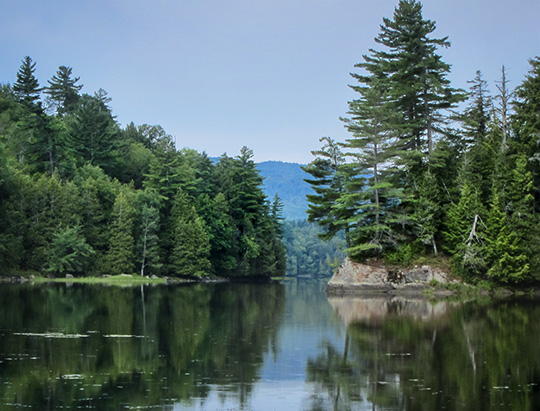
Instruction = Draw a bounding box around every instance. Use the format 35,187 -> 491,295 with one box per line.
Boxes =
68,94 -> 120,172
443,179 -> 486,279
45,225 -> 94,276
513,56 -> 540,205
355,0 -> 464,176
169,188 -> 211,277
302,137 -> 351,245
485,191 -> 529,283
12,56 -> 42,111
46,65 -> 83,115
340,83 -> 403,258
196,193 -> 236,273
106,187 -> 136,275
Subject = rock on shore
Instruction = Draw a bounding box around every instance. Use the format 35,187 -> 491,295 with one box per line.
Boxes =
326,258 -> 453,295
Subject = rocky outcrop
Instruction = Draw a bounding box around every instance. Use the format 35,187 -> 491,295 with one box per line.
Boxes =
326,258 -> 454,295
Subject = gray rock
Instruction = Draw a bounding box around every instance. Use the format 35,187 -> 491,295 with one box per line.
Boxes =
327,258 -> 452,295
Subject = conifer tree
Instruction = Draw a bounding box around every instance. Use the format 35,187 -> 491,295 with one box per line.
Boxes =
46,225 -> 94,276
12,56 -> 42,111
46,65 -> 83,115
302,137 -> 352,245
513,56 -> 540,204
169,189 -> 211,277
68,94 -> 120,172
106,188 -> 136,275
340,83 -> 403,258
485,191 -> 529,283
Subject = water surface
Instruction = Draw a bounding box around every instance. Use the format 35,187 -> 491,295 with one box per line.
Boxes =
0,280 -> 539,410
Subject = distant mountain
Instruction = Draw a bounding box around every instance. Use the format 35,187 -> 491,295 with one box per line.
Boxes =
257,161 -> 312,221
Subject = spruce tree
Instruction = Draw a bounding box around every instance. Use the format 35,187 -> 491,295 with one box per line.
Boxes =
485,191 -> 530,283
513,56 -> 540,205
106,188 -> 136,275
12,56 -> 42,111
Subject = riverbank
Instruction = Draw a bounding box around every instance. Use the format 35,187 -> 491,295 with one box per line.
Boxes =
0,273 -> 279,287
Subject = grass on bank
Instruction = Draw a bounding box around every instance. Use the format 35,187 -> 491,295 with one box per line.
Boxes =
32,274 -> 168,286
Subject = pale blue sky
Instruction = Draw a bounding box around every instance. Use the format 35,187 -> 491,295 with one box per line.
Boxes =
1,0 -> 539,163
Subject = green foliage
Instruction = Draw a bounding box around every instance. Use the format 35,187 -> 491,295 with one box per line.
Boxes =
12,56 -> 42,111
169,189 -> 211,278
0,57 -> 285,279
300,2 -> 539,284
283,220 -> 346,277
45,65 -> 83,115
45,225 -> 95,276
106,187 -> 136,275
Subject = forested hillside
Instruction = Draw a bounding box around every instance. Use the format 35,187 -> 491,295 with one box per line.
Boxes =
257,161 -> 311,220
304,0 -> 540,285
0,59 -> 286,279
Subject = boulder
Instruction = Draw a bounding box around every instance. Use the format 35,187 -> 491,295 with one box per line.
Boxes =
326,258 -> 452,295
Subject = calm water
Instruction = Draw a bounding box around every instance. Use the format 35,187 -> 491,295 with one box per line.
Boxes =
0,280 -> 539,410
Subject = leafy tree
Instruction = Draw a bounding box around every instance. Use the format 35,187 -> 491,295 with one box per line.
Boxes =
45,65 -> 83,115
134,188 -> 162,276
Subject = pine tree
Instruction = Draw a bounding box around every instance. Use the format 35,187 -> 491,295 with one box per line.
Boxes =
302,137 -> 351,245
196,193 -> 236,273
355,0 -> 465,179
68,94 -> 120,172
340,83 -> 403,258
46,65 -> 83,115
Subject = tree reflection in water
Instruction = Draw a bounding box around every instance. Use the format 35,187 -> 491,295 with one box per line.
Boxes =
307,295 -> 540,410
0,282 -> 285,409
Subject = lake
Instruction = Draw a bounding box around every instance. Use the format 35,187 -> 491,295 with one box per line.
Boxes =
0,280 -> 539,410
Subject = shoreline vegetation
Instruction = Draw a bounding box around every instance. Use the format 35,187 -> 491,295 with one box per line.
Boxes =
303,1 -> 540,287
0,61 -> 287,280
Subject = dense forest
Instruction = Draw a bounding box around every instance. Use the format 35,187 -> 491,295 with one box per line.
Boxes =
303,0 -> 540,285
0,59 -> 286,279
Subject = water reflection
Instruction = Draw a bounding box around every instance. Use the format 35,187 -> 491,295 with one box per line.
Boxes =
309,294 -> 540,410
0,283 -> 285,409
2,282 -> 540,410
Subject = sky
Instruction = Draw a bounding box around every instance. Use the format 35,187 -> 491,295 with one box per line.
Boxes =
1,0 -> 539,164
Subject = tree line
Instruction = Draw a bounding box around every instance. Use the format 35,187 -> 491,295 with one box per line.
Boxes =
0,58 -> 286,278
303,0 -> 540,285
